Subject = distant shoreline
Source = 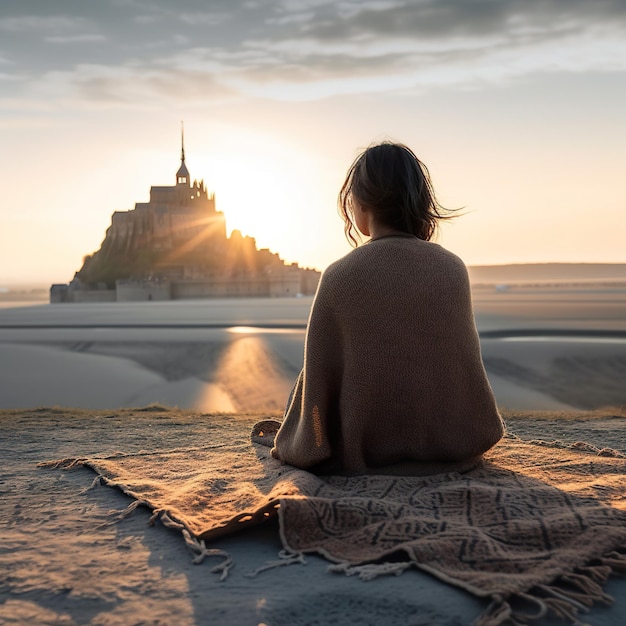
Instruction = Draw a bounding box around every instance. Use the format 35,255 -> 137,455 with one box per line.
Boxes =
0,294 -> 48,309
471,279 -> 626,289
3,261 -> 626,309
467,262 -> 626,284
2,279 -> 626,311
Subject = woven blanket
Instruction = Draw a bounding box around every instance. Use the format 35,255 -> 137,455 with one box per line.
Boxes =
44,415 -> 626,625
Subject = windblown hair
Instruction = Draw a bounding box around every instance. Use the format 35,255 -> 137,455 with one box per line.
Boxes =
338,142 -> 457,246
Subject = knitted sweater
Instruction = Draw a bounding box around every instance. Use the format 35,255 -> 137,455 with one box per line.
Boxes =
271,236 -> 504,474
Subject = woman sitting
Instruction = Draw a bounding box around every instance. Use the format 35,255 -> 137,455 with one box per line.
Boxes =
271,142 -> 504,475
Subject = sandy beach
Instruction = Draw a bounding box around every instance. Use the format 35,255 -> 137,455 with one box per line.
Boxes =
1,287 -> 626,625
1,289 -> 625,413
2,407 -> 626,626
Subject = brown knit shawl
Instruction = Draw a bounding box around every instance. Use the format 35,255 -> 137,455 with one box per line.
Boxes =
271,237 -> 504,474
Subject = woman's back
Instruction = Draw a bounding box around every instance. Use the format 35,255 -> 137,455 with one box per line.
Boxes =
272,236 -> 503,474
271,141 -> 504,474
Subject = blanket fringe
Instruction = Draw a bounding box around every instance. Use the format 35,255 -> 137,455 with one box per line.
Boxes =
151,509 -> 185,531
147,510 -> 233,578
328,561 -> 413,581
37,458 -> 88,470
84,474 -> 104,491
476,593 -> 576,626
576,564 -> 612,583
245,550 -> 306,577
560,573 -> 613,605
80,473 -> 109,494
180,529 -> 233,578
541,598 -> 580,623
96,499 -> 149,528
475,552 -> 626,626
474,595 -> 512,626
599,550 -> 626,573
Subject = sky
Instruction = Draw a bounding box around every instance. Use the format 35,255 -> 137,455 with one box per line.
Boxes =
1,0 -> 626,286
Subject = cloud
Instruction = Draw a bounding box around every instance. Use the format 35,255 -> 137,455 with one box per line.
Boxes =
3,0 -> 626,107
276,0 -> 626,42
45,34 -> 107,44
210,0 -> 626,97
179,11 -> 231,26
0,73 -> 25,82
0,15 -> 92,33
21,61 -> 241,111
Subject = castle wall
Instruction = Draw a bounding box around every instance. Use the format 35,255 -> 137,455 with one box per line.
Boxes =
116,280 -> 171,302
172,278 -> 270,298
50,284 -> 70,303
51,271 -> 317,303
300,269 -> 321,295
72,289 -> 116,303
268,274 -> 302,297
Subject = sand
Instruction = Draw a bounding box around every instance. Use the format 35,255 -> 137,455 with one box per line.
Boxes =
1,290 -> 625,413
1,407 -> 626,626
1,288 -> 626,625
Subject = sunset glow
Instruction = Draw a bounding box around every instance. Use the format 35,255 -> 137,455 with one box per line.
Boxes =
1,2 -> 626,286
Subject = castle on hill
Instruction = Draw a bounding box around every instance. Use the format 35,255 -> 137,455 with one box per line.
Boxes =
50,132 -> 320,303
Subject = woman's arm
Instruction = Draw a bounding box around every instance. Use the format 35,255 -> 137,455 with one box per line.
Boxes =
271,270 -> 343,468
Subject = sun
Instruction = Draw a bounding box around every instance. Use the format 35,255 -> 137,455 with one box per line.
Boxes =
140,124 -> 345,272
191,141 -> 313,263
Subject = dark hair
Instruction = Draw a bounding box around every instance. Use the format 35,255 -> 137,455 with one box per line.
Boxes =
338,142 -> 457,246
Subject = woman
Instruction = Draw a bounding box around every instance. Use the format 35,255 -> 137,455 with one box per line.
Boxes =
271,142 -> 503,475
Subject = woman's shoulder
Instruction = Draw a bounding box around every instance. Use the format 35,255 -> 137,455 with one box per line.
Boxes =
329,237 -> 467,274
316,239 -> 469,303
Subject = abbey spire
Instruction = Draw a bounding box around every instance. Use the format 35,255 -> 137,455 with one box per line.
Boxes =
176,121 -> 189,186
